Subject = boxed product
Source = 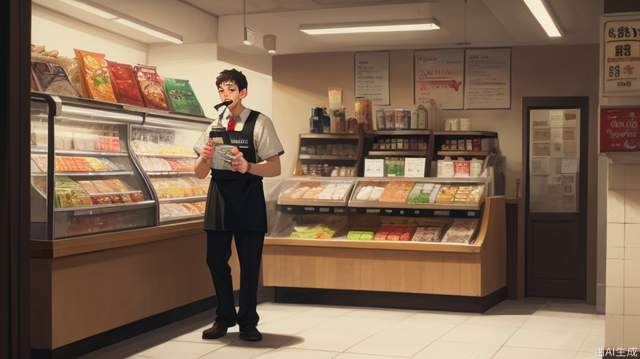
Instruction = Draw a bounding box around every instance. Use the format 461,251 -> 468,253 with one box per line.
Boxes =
107,61 -> 145,107
354,183 -> 386,201
74,49 -> 117,102
374,224 -> 415,241
164,78 -> 204,116
31,61 -> 79,97
379,181 -> 414,203
441,219 -> 479,244
412,226 -> 444,242
134,65 -> 169,110
55,176 -> 92,208
289,225 -> 335,239
347,230 -> 374,241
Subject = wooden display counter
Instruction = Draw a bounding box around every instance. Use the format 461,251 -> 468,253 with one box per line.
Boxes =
263,196 -> 506,311
30,220 -> 239,357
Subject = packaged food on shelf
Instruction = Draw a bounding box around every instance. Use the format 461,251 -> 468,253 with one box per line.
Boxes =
31,61 -> 79,97
160,201 -> 206,220
132,140 -> 195,157
164,78 -> 204,116
384,157 -> 404,177
453,159 -> 471,177
347,230 -> 374,241
412,225 -> 444,242
354,98 -> 372,132
407,183 -> 440,204
470,159 -> 483,177
150,177 -> 207,198
354,183 -> 386,201
74,49 -> 117,103
374,223 -> 415,241
31,154 -> 48,172
437,157 -> 454,177
133,65 -> 169,110
290,225 -> 335,239
441,219 -> 479,244
55,176 -> 92,208
379,181 -> 414,203
107,61 -> 145,107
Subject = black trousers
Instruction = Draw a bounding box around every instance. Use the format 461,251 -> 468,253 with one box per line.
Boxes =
206,230 -> 265,327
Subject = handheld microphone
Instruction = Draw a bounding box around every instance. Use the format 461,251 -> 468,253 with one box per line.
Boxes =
214,99 -> 233,110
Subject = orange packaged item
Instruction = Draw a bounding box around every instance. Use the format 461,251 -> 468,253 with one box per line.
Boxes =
74,49 -> 117,103
133,65 -> 169,110
107,61 -> 145,107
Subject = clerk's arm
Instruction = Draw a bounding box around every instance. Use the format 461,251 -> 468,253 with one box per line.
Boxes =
247,155 -> 281,177
195,142 -> 214,179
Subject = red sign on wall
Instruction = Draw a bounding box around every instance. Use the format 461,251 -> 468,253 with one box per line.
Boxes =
601,108 -> 640,152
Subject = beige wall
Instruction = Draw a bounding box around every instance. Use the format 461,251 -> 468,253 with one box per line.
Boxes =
32,4 -> 147,65
605,163 -> 640,348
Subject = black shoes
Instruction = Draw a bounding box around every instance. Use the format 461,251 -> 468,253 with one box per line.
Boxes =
202,322 -> 228,340
239,326 -> 263,342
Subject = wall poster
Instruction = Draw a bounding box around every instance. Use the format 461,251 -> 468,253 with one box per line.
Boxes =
414,49 -> 464,109
355,52 -> 390,105
464,48 -> 511,109
603,18 -> 640,95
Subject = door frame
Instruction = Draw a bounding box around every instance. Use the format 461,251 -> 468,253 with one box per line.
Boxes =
522,96 -> 589,298
1,0 -> 31,357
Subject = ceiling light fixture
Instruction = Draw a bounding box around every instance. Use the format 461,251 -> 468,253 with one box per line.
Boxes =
263,34 -> 276,55
58,0 -> 117,19
300,19 -> 440,35
56,0 -> 183,44
522,0 -> 562,37
242,0 -> 253,45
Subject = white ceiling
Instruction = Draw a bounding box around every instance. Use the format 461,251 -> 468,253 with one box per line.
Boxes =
34,0 -> 604,55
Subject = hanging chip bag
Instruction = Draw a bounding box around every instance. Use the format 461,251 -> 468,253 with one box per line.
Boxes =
133,64 -> 169,110
74,49 -> 117,102
164,78 -> 204,116
107,61 -> 145,107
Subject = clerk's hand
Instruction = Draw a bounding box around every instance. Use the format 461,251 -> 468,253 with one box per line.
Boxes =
231,147 -> 249,173
201,141 -> 215,161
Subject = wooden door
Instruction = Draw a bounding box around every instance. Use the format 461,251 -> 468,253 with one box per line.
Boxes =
523,97 -> 588,299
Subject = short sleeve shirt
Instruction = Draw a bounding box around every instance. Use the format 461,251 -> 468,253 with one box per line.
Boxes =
194,108 -> 284,162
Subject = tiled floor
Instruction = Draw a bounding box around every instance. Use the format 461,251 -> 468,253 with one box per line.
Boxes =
81,298 -> 604,359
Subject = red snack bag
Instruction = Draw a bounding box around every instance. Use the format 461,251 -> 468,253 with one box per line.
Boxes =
107,61 -> 145,107
133,64 -> 169,110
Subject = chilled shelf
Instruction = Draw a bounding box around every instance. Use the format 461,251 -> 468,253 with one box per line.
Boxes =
55,200 -> 155,216
31,147 -> 129,157
437,151 -> 489,157
298,154 -> 358,160
136,153 -> 197,159
435,131 -> 497,137
145,171 -> 195,176
369,130 -> 432,136
32,171 -> 135,177
160,213 -> 203,222
368,151 -> 426,157
300,133 -> 359,140
158,195 -> 207,203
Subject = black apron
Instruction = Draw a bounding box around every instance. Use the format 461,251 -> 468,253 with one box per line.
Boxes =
204,110 -> 267,232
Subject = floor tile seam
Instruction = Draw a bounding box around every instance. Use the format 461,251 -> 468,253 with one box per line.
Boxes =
340,318 -> 407,356
408,318 -> 471,358
498,344 -> 579,353
485,309 -> 531,359
194,343 -> 230,359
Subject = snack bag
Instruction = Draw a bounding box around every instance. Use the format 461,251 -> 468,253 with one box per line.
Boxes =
74,49 -> 117,102
31,61 -> 79,97
107,61 -> 145,107
133,64 -> 169,110
164,78 -> 204,116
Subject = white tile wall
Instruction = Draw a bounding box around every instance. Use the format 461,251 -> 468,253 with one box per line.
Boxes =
606,163 -> 640,348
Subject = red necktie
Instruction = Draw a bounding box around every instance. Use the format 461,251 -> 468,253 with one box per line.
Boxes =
227,116 -> 236,131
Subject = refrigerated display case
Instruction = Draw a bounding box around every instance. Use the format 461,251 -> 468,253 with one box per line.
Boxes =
130,116 -> 209,223
293,133 -> 364,177
30,93 -> 156,240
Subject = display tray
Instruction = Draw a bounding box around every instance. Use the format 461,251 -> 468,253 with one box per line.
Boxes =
298,154 -> 358,160
54,200 -> 155,215
158,195 -> 207,203
434,131 -> 498,137
347,207 -> 482,218
265,236 -> 481,253
31,148 -> 129,157
160,213 -> 203,222
367,151 -> 426,157
146,171 -> 195,176
347,200 -> 482,211
135,153 -> 197,159
277,198 -> 349,207
31,171 -> 135,177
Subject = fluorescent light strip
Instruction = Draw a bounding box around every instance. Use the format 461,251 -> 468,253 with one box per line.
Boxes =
114,18 -> 183,44
523,0 -> 562,37
58,0 -> 117,19
300,19 -> 439,35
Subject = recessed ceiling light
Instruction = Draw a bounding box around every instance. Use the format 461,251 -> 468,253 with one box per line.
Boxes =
522,0 -> 562,38
58,0 -> 117,19
300,19 -> 440,35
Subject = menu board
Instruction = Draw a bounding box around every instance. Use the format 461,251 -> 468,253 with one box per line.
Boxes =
414,49 -> 464,109
464,48 -> 511,109
601,108 -> 640,151
603,19 -> 640,95
355,52 -> 389,105
529,109 -> 580,213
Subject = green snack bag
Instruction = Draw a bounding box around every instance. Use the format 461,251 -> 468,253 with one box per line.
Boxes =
164,78 -> 204,116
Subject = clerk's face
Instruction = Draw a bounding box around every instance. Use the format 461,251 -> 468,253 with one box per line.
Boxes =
218,81 -> 247,109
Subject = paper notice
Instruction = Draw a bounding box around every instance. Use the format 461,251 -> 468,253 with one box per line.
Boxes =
533,128 -> 551,142
563,110 -> 579,127
561,174 -> 576,196
550,110 -> 564,127
364,158 -> 384,177
550,142 -> 563,157
551,128 -> 563,142
533,143 -> 551,156
563,128 -> 576,141
404,157 -> 426,178
561,159 -> 578,174
563,141 -> 577,157
531,157 -> 550,175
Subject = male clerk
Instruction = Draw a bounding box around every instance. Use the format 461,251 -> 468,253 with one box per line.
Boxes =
194,69 -> 284,342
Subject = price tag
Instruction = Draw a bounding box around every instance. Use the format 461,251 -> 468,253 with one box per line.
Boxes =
364,158 -> 384,177
404,157 -> 426,177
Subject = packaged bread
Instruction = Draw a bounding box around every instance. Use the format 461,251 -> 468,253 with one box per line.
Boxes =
74,49 -> 117,102
31,61 -> 79,97
107,61 -> 145,107
133,65 -> 169,110
441,219 -> 479,244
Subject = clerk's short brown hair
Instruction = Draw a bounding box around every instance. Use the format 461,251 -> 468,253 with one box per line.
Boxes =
215,69 -> 248,91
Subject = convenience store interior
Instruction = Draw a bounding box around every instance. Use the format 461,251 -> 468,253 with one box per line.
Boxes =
3,0 -> 640,358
